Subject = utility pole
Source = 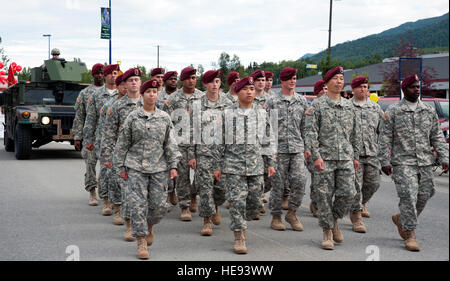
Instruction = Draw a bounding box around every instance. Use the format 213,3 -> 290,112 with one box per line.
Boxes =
43,34 -> 51,59
326,0 -> 333,71
109,0 -> 112,64
157,45 -> 160,68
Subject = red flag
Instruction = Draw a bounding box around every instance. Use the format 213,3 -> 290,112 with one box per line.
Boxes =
7,65 -> 16,86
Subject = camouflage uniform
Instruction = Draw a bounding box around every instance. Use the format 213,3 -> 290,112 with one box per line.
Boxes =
223,91 -> 238,104
188,94 -> 232,217
72,84 -> 102,192
222,104 -> 276,231
164,88 -> 205,209
305,95 -> 361,229
378,99 -> 448,231
101,95 -> 144,218
113,107 -> 181,237
350,98 -> 384,213
83,86 -> 118,199
267,91 -> 308,216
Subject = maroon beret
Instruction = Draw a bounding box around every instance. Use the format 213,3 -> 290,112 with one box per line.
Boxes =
151,68 -> 165,77
227,72 -> 240,86
401,74 -> 420,89
202,70 -> 222,84
163,71 -> 178,82
122,68 -> 142,82
115,74 -> 123,86
279,67 -> 298,81
265,71 -> 274,79
92,63 -> 104,75
140,79 -> 160,94
104,64 -> 120,76
351,76 -> 369,89
324,66 -> 344,84
250,70 -> 265,80
180,67 -> 196,81
313,80 -> 325,95
235,76 -> 254,93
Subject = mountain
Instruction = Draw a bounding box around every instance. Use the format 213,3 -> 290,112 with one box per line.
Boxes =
302,12 -> 449,63
299,53 -> 314,60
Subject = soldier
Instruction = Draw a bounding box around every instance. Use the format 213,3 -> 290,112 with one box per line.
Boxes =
305,66 -> 361,250
220,76 -> 276,254
156,71 -> 178,110
378,74 -> 449,252
267,67 -> 307,232
188,70 -> 232,236
150,67 -> 165,92
113,79 -> 181,260
264,71 -> 276,96
305,79 -> 326,218
224,72 -> 240,103
84,64 -> 120,218
164,66 -> 205,221
72,63 -> 104,206
101,68 -> 144,242
348,76 -> 384,233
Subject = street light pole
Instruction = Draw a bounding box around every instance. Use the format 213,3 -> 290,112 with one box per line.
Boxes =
43,34 -> 51,59
157,45 -> 160,68
326,0 -> 333,71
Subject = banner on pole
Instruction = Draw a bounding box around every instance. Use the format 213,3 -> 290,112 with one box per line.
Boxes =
101,7 -> 111,39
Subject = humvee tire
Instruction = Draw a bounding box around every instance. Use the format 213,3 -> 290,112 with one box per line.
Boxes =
14,124 -> 32,159
4,130 -> 15,152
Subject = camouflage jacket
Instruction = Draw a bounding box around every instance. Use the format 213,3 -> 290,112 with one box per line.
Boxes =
378,99 -> 449,167
113,107 -> 181,174
305,95 -> 361,161
253,91 -> 270,110
163,88 -> 205,147
267,91 -> 307,154
156,88 -> 176,110
351,98 -> 384,158
187,94 -> 233,168
83,86 -> 118,146
72,84 -> 102,141
101,95 -> 144,163
223,91 -> 238,104
221,103 -> 276,176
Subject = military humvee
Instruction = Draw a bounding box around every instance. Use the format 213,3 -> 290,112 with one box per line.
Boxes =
0,59 -> 88,159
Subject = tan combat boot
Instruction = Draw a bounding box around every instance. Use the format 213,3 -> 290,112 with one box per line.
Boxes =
263,194 -> 268,203
89,189 -> 98,206
332,218 -> 344,243
201,217 -> 213,236
392,213 -> 408,240
225,201 -> 230,209
270,215 -> 286,231
189,194 -> 198,213
124,219 -> 136,242
282,196 -> 289,210
136,237 -> 149,259
146,225 -> 154,246
168,190 -> 178,205
350,211 -> 367,233
180,208 -> 192,221
102,198 -> 112,216
233,231 -> 247,254
112,204 -> 125,225
309,202 -> 318,218
405,230 -> 420,251
212,206 -> 221,225
361,203 -> 371,218
322,228 -> 334,250
285,209 -> 304,231
260,204 -> 266,214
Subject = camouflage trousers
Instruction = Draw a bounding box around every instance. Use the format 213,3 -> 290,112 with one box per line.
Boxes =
195,156 -> 226,217
224,174 -> 264,231
351,156 -> 380,212
176,146 -> 197,209
98,164 -> 109,199
307,159 -> 318,209
81,146 -> 97,192
392,165 -> 435,231
315,160 -> 356,229
262,155 -> 272,193
108,166 -> 123,205
127,169 -> 170,237
269,153 -> 307,216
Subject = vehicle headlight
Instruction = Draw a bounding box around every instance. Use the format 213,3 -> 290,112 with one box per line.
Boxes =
41,116 -> 51,125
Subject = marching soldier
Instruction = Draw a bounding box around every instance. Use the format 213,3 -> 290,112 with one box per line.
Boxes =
378,74 -> 449,251
113,79 -> 181,259
72,63 -> 104,206
349,76 -> 383,233
224,72 -> 240,103
305,66 -> 361,250
164,67 -> 205,221
267,67 -> 307,232
101,68 -> 144,241
188,70 -> 232,236
83,64 -> 120,217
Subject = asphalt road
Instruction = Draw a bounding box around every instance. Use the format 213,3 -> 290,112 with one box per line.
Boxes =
0,142 -> 448,261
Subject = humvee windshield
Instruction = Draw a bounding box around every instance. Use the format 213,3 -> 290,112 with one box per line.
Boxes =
24,89 -> 79,105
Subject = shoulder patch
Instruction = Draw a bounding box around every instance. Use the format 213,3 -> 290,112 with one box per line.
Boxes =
305,108 -> 313,116
76,97 -> 82,103
107,107 -> 113,116
381,113 -> 389,121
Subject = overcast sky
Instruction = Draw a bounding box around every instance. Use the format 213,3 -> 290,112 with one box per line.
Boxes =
1,0 -> 448,74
